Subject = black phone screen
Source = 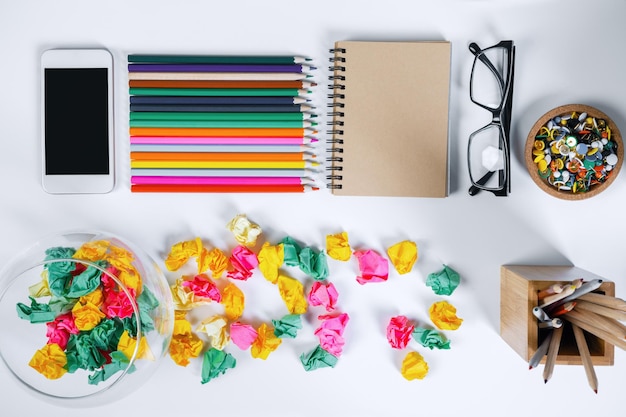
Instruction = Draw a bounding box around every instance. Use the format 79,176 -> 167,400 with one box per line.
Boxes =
44,68 -> 110,175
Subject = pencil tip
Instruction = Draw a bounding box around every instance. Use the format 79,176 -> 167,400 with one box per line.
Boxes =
594,389 -> 598,394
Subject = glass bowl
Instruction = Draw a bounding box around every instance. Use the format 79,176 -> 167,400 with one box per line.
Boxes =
0,231 -> 174,406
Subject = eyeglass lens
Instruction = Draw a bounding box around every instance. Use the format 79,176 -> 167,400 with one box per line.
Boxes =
468,124 -> 507,191
470,44 -> 511,111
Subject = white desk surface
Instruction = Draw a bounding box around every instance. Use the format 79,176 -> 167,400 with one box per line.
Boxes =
2,0 -> 626,415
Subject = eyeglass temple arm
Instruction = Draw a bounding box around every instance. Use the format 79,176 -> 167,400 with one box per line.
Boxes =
501,47 -> 515,133
468,170 -> 494,196
501,47 -> 515,194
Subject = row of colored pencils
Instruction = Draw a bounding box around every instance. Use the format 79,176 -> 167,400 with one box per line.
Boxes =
530,278 -> 626,393
128,54 -> 319,193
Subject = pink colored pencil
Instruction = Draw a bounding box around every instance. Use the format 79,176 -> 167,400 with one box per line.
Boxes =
131,176 -> 310,185
130,136 -> 317,145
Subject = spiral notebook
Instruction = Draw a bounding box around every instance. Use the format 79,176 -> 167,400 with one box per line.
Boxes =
327,40 -> 451,197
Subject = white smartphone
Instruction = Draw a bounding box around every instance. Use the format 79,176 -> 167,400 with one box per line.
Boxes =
41,48 -> 115,194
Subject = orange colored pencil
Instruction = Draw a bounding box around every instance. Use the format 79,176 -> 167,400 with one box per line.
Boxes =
550,301 -> 576,317
128,79 -> 314,89
131,184 -> 318,193
129,127 -> 312,137
130,151 -> 309,161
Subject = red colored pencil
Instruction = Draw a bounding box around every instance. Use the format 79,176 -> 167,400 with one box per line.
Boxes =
131,184 -> 318,193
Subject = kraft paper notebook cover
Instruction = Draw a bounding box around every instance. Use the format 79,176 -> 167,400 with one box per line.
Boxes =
327,41 -> 451,197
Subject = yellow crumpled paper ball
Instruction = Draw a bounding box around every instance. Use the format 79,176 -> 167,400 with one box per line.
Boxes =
29,343 -> 68,380
200,247 -> 229,278
169,333 -> 203,367
118,330 -> 155,361
169,311 -> 203,366
429,301 -> 463,330
73,240 -> 110,262
326,232 -> 352,261
221,282 -> 245,321
72,300 -> 106,331
401,351 -> 429,380
251,323 -> 282,360
28,275 -> 51,298
258,242 -> 284,284
386,240 -> 417,274
165,238 -> 203,272
277,274 -> 308,315
78,287 -> 104,308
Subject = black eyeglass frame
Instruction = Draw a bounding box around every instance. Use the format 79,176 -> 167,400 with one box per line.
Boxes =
467,40 -> 515,196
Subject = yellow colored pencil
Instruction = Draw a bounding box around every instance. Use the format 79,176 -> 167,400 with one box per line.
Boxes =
130,160 -> 317,169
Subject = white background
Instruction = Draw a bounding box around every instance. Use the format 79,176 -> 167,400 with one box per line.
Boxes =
1,0 -> 626,415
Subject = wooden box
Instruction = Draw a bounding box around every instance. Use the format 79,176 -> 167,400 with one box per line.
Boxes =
500,265 -> 615,366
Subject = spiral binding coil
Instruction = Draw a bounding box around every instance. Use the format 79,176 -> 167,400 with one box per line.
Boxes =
327,48 -> 346,190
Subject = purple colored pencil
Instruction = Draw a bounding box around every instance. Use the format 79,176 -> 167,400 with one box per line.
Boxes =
128,64 -> 309,73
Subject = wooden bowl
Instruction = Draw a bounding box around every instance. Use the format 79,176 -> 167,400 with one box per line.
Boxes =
525,104 -> 623,200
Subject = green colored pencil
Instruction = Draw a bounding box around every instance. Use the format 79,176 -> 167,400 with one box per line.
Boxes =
128,120 -> 317,129
129,88 -> 309,97
129,112 -> 313,121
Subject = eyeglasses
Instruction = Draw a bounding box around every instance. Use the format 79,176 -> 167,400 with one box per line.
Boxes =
467,40 -> 515,196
